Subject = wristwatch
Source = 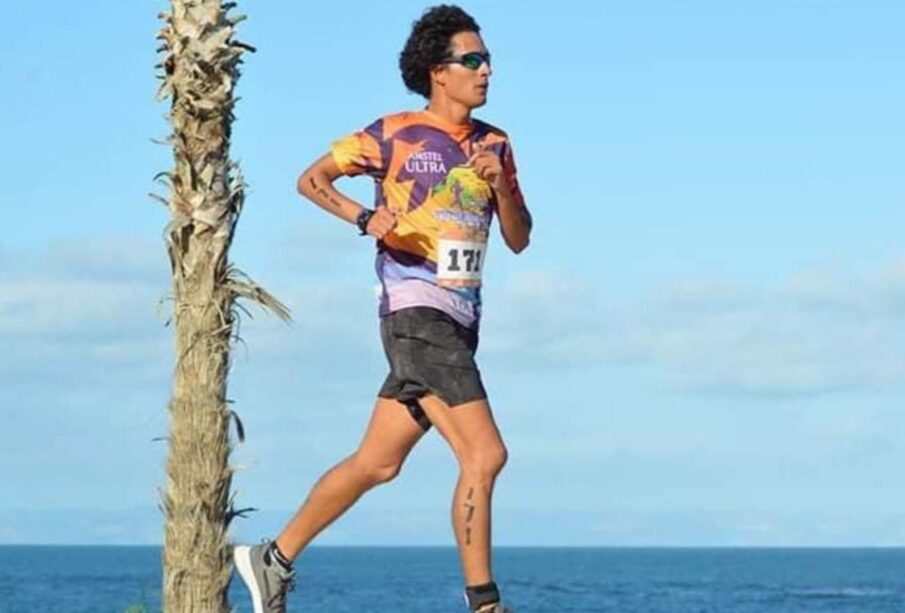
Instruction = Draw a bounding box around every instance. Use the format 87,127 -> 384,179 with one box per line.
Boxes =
355,208 -> 375,236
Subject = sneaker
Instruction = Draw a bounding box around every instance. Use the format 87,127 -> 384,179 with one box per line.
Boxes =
233,540 -> 296,613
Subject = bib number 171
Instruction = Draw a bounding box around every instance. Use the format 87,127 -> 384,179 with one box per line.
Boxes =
438,238 -> 486,286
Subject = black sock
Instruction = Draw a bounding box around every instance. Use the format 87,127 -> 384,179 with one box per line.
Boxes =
465,581 -> 500,611
265,541 -> 293,572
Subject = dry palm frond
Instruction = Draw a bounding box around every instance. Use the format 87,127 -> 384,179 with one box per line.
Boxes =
226,265 -> 292,323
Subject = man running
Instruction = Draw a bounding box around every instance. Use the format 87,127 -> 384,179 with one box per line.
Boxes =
233,5 -> 532,612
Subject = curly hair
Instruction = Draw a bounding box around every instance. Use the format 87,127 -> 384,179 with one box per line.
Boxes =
399,5 -> 481,98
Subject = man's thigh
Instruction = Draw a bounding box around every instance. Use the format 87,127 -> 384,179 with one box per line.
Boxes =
415,395 -> 504,456
355,396 -> 429,465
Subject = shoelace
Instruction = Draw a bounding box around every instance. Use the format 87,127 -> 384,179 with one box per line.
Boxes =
266,573 -> 296,608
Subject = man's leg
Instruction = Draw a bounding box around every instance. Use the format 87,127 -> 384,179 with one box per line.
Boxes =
415,395 -> 507,588
274,396 -> 428,560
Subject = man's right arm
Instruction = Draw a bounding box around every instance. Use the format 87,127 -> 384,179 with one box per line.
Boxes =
296,154 -> 396,238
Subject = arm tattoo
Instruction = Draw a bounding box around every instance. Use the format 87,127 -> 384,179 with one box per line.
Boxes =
309,177 -> 343,208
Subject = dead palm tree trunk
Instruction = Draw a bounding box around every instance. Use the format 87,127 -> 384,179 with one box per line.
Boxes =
154,2 -> 288,611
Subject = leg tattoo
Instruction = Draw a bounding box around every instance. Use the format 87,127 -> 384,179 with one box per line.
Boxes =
464,486 -> 476,546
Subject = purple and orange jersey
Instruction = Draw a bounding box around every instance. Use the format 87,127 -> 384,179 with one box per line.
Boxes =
330,110 -> 524,329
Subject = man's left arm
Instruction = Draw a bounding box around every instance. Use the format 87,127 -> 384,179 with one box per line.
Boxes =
492,178 -> 532,253
470,145 -> 532,254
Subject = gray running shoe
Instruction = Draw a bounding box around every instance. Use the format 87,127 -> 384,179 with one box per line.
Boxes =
233,540 -> 296,613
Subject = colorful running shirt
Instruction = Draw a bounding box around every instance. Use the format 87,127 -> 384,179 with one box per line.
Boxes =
330,110 -> 525,330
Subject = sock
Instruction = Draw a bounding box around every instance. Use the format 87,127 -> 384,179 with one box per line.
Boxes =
464,581 -> 500,611
265,541 -> 294,572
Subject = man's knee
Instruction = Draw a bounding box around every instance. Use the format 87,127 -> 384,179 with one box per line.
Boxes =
460,442 -> 508,480
350,452 -> 403,485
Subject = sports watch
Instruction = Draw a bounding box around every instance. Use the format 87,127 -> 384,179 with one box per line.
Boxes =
355,208 -> 375,236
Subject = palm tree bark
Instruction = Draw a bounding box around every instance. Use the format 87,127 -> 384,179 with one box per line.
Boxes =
155,2 -> 287,611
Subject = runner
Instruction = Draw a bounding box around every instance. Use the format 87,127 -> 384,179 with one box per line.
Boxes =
233,5 -> 532,611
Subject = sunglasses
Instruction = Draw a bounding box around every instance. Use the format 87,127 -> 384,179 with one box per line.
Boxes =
441,51 -> 491,71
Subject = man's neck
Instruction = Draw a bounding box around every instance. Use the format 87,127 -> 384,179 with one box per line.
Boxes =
425,97 -> 472,127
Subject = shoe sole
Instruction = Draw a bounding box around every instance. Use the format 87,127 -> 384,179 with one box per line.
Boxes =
233,545 -> 265,613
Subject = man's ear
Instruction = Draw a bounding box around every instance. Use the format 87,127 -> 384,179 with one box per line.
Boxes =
430,64 -> 447,91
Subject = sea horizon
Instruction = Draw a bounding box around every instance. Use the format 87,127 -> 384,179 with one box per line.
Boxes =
4,545 -> 905,611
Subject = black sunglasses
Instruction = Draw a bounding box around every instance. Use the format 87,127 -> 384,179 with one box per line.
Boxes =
441,51 -> 491,71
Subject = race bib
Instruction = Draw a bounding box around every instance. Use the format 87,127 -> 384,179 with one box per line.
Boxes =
437,238 -> 487,288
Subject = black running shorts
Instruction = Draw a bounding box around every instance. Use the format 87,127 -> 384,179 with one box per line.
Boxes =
378,306 -> 487,431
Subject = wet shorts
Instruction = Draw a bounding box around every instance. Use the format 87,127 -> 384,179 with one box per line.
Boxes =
378,306 -> 487,431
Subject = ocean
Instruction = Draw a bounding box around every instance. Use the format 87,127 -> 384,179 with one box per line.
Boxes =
1,546 -> 903,612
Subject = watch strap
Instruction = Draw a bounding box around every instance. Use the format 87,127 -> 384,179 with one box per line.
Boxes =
356,208 -> 375,236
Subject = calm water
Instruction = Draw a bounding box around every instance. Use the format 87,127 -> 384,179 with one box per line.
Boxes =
0,546 -> 903,612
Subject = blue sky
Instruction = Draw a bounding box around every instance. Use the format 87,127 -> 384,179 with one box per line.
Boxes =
1,0 -> 903,546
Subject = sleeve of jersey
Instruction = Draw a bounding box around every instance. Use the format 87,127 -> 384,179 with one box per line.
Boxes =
330,120 -> 386,178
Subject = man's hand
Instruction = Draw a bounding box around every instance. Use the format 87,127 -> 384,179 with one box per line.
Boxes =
468,144 -> 508,193
366,206 -> 399,239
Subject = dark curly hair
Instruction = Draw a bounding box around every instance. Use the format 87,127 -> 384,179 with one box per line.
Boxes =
399,5 -> 481,98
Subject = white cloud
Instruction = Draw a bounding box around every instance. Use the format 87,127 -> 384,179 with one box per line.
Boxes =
0,278 -> 161,337
0,235 -> 380,383
480,269 -> 616,363
18,235 -> 901,399
481,255 -> 905,396
4,235 -> 903,415
4,236 -> 905,545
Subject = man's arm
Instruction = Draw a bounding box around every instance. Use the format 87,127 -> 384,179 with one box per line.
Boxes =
469,148 -> 532,253
297,154 -> 397,238
493,179 -> 532,254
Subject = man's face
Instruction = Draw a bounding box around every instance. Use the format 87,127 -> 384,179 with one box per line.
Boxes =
431,31 -> 492,108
